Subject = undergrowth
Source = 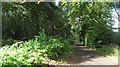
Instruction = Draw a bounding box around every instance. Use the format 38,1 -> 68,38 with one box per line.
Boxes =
0,32 -> 72,67
96,45 -> 118,57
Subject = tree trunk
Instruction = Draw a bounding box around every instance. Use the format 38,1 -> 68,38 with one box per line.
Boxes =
85,33 -> 88,46
0,2 -> 2,48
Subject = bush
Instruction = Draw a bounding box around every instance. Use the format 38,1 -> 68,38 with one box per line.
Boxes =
45,38 -> 71,60
36,32 -> 72,60
0,41 -> 44,66
0,32 -> 71,66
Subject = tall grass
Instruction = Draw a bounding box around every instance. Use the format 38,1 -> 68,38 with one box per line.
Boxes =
96,45 -> 118,57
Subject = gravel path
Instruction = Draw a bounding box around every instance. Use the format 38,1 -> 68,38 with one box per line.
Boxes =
67,45 -> 118,65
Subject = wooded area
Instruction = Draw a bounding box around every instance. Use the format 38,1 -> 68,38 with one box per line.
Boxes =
0,2 -> 119,66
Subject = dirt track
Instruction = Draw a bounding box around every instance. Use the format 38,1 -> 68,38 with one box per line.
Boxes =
44,45 -> 118,67
67,45 -> 118,65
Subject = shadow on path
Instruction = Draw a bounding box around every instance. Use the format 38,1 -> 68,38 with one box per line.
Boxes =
66,45 -> 118,65
67,45 -> 101,64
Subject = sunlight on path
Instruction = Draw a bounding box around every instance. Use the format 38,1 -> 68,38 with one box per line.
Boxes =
79,56 -> 118,65
67,46 -> 118,65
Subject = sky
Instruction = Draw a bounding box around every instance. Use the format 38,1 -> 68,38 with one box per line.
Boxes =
112,9 -> 118,32
55,0 -> 59,5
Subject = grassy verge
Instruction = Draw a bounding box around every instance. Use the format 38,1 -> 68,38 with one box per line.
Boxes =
96,45 -> 118,57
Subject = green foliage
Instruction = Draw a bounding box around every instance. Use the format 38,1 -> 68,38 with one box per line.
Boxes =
3,2 -> 118,48
2,2 -> 72,41
36,32 -> 72,60
0,41 -> 44,66
96,45 -> 118,56
1,2 -> 119,64
46,38 -> 71,60
117,32 -> 120,45
61,2 -> 118,48
0,33 -> 71,66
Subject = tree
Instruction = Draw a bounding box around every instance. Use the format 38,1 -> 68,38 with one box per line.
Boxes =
61,2 -> 115,47
2,2 -> 72,41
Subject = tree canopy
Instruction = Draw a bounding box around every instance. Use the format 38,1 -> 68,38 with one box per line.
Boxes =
2,2 -> 119,46
0,2 -> 119,66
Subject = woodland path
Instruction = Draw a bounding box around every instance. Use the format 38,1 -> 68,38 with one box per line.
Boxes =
45,45 -> 118,67
66,45 -> 118,65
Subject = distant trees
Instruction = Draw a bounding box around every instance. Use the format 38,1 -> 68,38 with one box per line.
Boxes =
60,2 -> 119,47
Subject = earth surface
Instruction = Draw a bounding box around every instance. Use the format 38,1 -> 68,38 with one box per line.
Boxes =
43,45 -> 118,67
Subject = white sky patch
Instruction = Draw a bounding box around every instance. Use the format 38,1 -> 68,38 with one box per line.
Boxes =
112,9 -> 118,32
55,0 -> 60,5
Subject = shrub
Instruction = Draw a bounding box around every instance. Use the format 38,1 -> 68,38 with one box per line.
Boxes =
45,38 -> 71,60
0,32 -> 71,66
0,41 -> 45,66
